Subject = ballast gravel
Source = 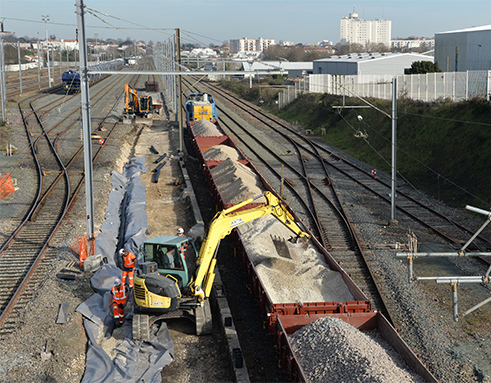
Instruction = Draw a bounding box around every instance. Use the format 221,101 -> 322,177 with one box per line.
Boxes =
210,157 -> 266,204
203,144 -> 242,161
289,316 -> 425,383
191,119 -> 223,136
238,216 -> 354,304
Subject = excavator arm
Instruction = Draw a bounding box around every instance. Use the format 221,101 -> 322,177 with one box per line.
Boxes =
189,191 -> 310,300
124,83 -> 140,114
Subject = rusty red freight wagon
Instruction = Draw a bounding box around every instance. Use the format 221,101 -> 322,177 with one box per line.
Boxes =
189,108 -> 437,382
274,312 -> 438,382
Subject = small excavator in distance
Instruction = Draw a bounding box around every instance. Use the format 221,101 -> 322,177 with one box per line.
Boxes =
123,83 -> 153,118
132,191 -> 310,340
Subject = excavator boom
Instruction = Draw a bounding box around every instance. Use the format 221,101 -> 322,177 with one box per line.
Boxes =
189,191 -> 310,300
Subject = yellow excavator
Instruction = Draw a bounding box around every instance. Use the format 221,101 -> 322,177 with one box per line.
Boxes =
123,83 -> 153,118
132,191 -> 310,340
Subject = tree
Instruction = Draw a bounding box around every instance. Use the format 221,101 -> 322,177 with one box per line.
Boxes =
410,60 -> 441,74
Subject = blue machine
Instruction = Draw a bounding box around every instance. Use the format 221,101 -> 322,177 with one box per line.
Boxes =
62,59 -> 124,93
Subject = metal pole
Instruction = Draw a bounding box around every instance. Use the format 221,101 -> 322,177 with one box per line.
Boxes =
390,78 -> 398,224
42,15 -> 51,88
17,42 -> 23,96
37,32 -> 41,89
0,38 -> 5,122
176,28 -> 183,153
59,45 -> 62,78
50,46 -> 55,84
75,0 -> 95,252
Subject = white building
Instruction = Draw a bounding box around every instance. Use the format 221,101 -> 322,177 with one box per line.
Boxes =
391,38 -> 434,50
313,52 -> 433,76
340,11 -> 391,47
32,39 -> 79,52
435,25 -> 491,71
241,61 -> 313,79
229,37 -> 276,54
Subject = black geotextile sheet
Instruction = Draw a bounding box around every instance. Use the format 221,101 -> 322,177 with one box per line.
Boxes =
77,157 -> 174,382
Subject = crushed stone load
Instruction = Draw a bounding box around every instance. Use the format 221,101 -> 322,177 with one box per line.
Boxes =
191,119 -> 223,137
210,158 -> 266,204
237,216 -> 354,303
289,316 -> 425,383
204,145 -> 242,161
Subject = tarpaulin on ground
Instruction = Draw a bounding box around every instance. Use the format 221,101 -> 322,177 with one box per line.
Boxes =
77,157 -> 173,383
95,156 -> 148,266
0,173 -> 15,200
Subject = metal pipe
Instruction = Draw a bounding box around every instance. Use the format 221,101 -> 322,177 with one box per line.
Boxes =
461,296 -> 491,318
451,283 -> 459,322
408,256 -> 413,283
396,252 -> 491,257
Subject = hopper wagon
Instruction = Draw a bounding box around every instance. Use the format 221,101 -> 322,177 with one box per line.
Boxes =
188,107 -> 437,382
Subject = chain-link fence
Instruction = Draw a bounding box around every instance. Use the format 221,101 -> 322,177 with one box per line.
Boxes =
306,71 -> 491,103
277,70 -> 491,109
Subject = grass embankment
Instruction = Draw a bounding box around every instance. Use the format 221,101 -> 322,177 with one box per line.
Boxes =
220,79 -> 491,210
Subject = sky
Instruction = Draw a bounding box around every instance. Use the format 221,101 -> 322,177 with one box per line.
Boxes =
1,0 -> 491,46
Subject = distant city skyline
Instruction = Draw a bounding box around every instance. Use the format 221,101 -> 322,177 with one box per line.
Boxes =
1,1 -> 490,46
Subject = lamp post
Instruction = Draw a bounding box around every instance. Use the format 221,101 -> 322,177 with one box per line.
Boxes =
42,15 -> 51,87
37,32 -> 40,89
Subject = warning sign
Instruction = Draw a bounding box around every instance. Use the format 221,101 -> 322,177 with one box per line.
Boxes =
0,173 -> 15,200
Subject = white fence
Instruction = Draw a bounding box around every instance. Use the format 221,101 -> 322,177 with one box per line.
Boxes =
278,71 -> 491,109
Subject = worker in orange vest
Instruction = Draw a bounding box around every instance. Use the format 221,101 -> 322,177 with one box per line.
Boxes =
111,278 -> 127,326
119,248 -> 136,289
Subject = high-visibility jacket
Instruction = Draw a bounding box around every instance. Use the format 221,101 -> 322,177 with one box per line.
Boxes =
111,284 -> 127,324
111,284 -> 127,305
123,251 -> 136,269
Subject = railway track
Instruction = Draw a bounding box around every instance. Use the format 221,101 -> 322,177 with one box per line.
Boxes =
183,78 -> 491,333
0,62 -> 155,337
182,78 -> 394,324
204,84 -> 491,252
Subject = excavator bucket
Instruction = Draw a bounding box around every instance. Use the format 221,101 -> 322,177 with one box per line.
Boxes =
271,235 -> 309,261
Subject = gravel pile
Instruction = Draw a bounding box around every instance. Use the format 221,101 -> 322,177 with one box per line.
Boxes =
204,144 -> 242,161
289,316 -> 425,383
238,215 -> 354,303
210,158 -> 265,204
191,119 -> 223,137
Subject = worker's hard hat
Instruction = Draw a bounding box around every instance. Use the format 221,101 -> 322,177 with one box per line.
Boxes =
177,228 -> 184,234
119,248 -> 125,255
114,278 -> 121,286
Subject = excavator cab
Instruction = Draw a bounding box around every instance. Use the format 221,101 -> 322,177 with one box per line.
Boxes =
139,235 -> 195,289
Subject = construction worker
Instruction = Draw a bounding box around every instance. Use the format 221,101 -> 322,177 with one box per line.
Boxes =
177,228 -> 187,259
119,248 -> 136,289
111,278 -> 127,326
371,167 -> 377,179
